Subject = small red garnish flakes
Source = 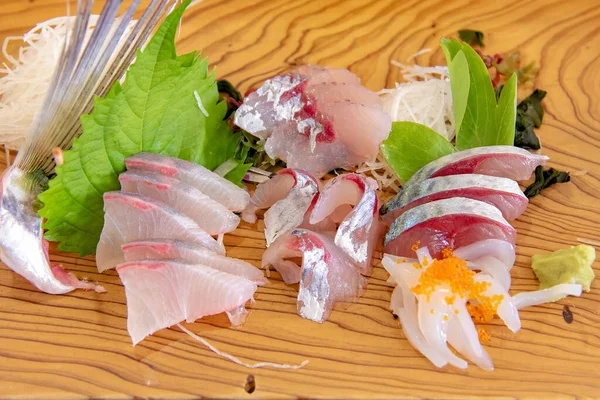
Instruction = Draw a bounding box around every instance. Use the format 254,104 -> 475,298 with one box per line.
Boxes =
411,240 -> 421,252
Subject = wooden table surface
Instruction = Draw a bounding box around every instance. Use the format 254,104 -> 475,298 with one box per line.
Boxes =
1,0 -> 600,398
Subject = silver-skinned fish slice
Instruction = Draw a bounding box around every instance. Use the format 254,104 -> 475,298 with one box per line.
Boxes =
0,169 -> 105,294
234,66 -> 392,177
121,239 -> 267,284
119,171 -> 240,235
262,229 -> 366,323
310,173 -> 382,276
381,174 -> 528,223
117,259 -> 258,345
96,192 -> 224,272
125,152 -> 250,212
405,146 -> 548,187
384,197 -> 516,259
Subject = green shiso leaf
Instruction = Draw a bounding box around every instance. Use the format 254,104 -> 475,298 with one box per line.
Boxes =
38,0 -> 243,255
380,122 -> 457,184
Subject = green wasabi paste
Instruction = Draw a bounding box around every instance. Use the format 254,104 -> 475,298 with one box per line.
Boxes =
531,245 -> 596,292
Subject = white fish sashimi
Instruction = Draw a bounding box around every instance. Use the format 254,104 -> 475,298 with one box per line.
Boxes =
242,173 -> 295,224
406,146 -> 548,186
96,192 -> 224,272
117,259 -> 258,345
121,239 -> 267,284
119,171 -> 240,235
125,152 -> 250,212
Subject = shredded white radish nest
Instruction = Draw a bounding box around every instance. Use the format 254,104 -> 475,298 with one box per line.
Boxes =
358,49 -> 455,192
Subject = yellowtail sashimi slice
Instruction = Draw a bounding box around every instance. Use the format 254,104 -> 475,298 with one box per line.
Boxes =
96,192 -> 224,272
117,260 -> 258,345
119,171 -> 239,235
262,229 -> 366,323
381,174 -> 528,223
406,146 -> 548,187
122,239 -> 267,284
125,152 -> 250,212
384,197 -> 516,259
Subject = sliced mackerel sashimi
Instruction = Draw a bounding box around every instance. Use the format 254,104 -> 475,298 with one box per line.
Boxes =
242,168 -> 323,246
121,239 -> 267,284
381,174 -> 528,223
96,192 -> 224,272
117,260 -> 258,345
262,229 -> 366,323
124,152 -> 250,212
234,65 -> 392,177
405,146 -> 548,187
119,172 -> 239,235
310,173 -> 382,276
384,197 -> 516,259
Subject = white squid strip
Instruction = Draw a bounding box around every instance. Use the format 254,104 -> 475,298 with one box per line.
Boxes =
468,256 -> 511,291
512,284 -> 583,310
475,273 -> 521,333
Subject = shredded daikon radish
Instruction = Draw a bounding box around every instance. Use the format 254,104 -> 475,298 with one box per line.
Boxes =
177,323 -> 309,369
358,54 -> 455,192
193,89 -> 209,117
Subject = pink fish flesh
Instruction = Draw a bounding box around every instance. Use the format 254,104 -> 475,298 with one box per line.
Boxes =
234,65 -> 392,177
0,168 -> 104,294
381,174 -> 528,222
405,146 -> 548,187
310,173 -> 382,275
125,152 -> 250,212
117,259 -> 258,345
241,172 -> 296,224
96,192 -> 224,272
122,239 -> 267,284
119,171 -> 240,235
262,229 -> 366,323
384,197 -> 516,259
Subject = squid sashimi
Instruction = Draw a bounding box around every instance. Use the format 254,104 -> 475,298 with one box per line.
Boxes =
122,239 -> 267,284
96,192 -> 224,272
405,146 -> 548,187
310,173 -> 382,276
453,239 -> 516,269
117,260 -> 258,345
125,152 -> 250,212
381,174 -> 528,223
234,65 -> 392,177
262,229 -> 366,322
384,197 -> 516,259
119,172 -> 239,235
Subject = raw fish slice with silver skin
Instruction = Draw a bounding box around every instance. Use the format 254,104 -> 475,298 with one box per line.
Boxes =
242,173 -> 295,224
0,169 -> 104,294
263,229 -> 366,322
310,173 -> 382,276
381,174 -> 528,223
117,259 -> 258,345
295,64 -> 361,85
261,232 -> 304,284
125,152 -> 250,212
96,192 -> 224,272
261,169 -> 320,246
119,172 -> 240,235
384,197 -> 516,259
405,146 -> 548,187
121,239 -> 267,284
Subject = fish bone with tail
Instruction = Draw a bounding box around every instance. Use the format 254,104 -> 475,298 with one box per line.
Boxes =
0,0 -> 179,294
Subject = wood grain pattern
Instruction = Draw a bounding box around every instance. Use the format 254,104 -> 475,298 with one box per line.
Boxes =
1,0 -> 599,398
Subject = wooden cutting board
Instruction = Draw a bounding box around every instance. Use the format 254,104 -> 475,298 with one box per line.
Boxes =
1,0 -> 599,398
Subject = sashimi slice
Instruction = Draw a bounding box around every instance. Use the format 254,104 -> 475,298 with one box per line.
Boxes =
381,174 -> 528,222
117,260 -> 258,345
295,64 -> 361,85
96,192 -> 224,272
242,173 -> 296,224
125,153 -> 250,211
310,173 -> 382,275
453,239 -> 516,269
121,240 -> 267,284
119,172 -> 240,235
405,146 -> 548,187
384,197 -> 516,259
262,229 -> 366,322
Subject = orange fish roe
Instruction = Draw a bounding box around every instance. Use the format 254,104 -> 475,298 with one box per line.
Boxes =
402,258 -> 408,263
412,262 -> 422,270
454,309 -> 460,315
430,308 -> 435,314
410,253 -> 504,320
411,240 -> 421,252
477,328 -> 491,343
443,315 -> 449,321
441,247 -> 453,259
422,256 -> 429,266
